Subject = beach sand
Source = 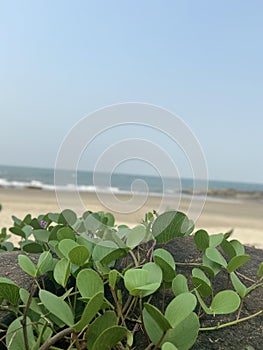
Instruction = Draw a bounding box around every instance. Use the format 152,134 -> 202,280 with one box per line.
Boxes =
0,188 -> 262,249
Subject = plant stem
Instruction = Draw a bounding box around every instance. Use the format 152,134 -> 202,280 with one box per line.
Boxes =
200,309 -> 263,331
129,250 -> 139,267
20,285 -> 35,350
39,327 -> 73,350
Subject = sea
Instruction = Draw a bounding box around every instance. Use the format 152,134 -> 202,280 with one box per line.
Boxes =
0,165 -> 263,199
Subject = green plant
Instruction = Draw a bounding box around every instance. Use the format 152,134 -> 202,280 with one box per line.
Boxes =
0,208 -> 262,349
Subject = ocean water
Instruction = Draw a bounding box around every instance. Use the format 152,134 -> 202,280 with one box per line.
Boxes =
0,164 -> 263,196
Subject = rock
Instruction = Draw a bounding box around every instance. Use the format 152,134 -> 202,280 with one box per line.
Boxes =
0,251 -> 39,325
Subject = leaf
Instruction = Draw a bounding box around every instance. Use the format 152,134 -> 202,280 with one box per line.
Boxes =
19,288 -> 42,315
73,292 -> 104,332
194,230 -> 209,250
18,254 -> 37,277
6,316 -> 36,350
58,239 -> 79,258
10,226 -> 26,239
92,240 -> 118,262
220,238 -> 236,259
59,209 -> 77,226
226,254 -> 250,273
68,245 -> 90,266
257,262 -> 263,279
22,225 -> 33,239
192,268 -> 212,297
144,303 -> 172,331
36,251 -> 53,275
21,242 -> 43,253
0,278 -> 20,305
126,225 -> 146,249
209,234 -> 224,248
163,312 -> 199,350
202,252 -> 221,277
39,290 -> 74,326
32,229 -> 49,243
162,343 -> 178,350
230,272 -> 248,298
172,275 -> 189,296
76,269 -> 104,299
54,258 -> 71,288
205,247 -> 227,268
91,326 -> 127,350
100,247 -> 128,265
57,226 -> 76,241
153,248 -> 176,282
152,211 -> 194,244
103,212 -> 115,227
230,240 -> 245,256
210,290 -> 240,314
165,293 -> 197,329
85,311 -> 118,349
124,263 -> 162,297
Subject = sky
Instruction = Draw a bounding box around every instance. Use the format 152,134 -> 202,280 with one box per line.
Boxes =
0,0 -> 262,183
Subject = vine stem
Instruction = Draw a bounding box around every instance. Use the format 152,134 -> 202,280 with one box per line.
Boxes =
129,250 -> 139,267
39,327 -> 73,350
21,284 -> 35,350
200,309 -> 263,331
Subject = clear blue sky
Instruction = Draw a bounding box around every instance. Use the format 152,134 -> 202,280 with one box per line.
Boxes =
0,1 -> 262,183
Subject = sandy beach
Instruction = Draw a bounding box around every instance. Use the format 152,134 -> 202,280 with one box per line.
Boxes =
0,188 -> 262,249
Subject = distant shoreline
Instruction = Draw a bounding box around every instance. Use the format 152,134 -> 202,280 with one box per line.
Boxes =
1,183 -> 263,203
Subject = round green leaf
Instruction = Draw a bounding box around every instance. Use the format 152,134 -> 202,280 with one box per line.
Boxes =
144,303 -> 172,331
32,229 -> 49,243
39,290 -> 74,326
76,268 -> 104,299
152,211 -> 194,243
68,245 -> 90,266
194,230 -> 209,250
124,263 -> 162,297
226,254 -> 250,273
54,258 -> 71,288
37,251 -> 54,275
126,225 -> 146,249
73,292 -> 104,332
172,274 -> 189,296
59,209 -> 77,226
18,254 -> 37,277
85,311 -> 118,349
162,343 -> 178,350
0,278 -> 20,305
21,241 -> 43,253
163,312 -> 199,350
58,239 -> 79,258
230,272 -> 248,298
209,233 -> 224,248
57,226 -> 75,241
205,247 -> 227,268
192,268 -> 212,298
165,293 -> 197,329
91,326 -> 127,350
220,238 -> 236,259
210,290 -> 240,314
153,248 -> 176,282
230,240 -> 245,256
